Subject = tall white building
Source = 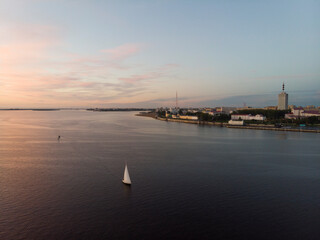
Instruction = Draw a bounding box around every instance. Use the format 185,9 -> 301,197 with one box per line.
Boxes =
278,83 -> 288,110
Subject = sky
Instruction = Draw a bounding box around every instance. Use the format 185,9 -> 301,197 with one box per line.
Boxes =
0,0 -> 319,108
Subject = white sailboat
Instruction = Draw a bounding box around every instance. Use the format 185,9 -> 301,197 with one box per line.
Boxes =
122,163 -> 132,185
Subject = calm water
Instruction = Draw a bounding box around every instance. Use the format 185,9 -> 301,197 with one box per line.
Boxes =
0,110 -> 319,240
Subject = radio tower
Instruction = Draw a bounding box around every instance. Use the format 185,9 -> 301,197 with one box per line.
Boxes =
176,91 -> 178,109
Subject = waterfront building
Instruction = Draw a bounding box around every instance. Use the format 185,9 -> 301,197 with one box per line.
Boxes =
179,115 -> 198,120
278,83 -> 288,110
285,108 -> 320,119
216,107 -> 237,114
231,114 -> 266,121
187,109 -> 198,114
208,110 -> 219,116
228,120 -> 244,126
302,110 -> 320,117
170,107 -> 179,115
292,107 -> 304,116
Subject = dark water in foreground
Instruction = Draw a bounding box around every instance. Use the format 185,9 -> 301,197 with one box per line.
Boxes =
0,110 -> 319,240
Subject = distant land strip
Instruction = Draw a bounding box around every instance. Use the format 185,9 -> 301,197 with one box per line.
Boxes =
0,108 -> 154,111
0,108 -> 61,111
87,108 -> 155,112
137,114 -> 320,133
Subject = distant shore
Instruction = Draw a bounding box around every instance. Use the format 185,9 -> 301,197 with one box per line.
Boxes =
135,112 -> 157,118
0,109 -> 61,111
136,113 -> 320,133
88,108 -> 154,112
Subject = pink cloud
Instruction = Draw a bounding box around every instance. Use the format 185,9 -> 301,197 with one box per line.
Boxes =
118,72 -> 162,84
117,63 -> 179,85
102,43 -> 141,60
0,25 -> 60,69
0,24 -> 180,107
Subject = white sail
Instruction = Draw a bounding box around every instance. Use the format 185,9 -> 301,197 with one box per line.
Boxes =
122,164 -> 131,185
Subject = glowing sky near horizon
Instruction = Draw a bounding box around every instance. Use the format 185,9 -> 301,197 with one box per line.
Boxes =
0,0 -> 319,108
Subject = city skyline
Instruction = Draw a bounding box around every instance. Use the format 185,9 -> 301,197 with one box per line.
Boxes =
1,0 -> 319,108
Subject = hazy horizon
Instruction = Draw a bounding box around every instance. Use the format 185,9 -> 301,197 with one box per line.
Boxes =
1,89 -> 318,109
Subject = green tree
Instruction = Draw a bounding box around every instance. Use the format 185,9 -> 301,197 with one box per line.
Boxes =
212,114 -> 230,122
196,112 -> 213,122
234,109 -> 290,120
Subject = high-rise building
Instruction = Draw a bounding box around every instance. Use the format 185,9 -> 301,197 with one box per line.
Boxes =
278,83 -> 288,110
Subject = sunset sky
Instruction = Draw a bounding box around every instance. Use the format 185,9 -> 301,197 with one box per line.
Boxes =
0,0 -> 319,108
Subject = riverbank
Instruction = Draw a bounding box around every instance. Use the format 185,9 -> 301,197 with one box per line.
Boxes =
150,116 -> 320,133
135,112 -> 157,118
226,125 -> 320,133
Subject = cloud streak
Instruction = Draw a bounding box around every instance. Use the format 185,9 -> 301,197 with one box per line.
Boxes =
0,24 -> 179,107
118,72 -> 162,84
102,43 -> 141,61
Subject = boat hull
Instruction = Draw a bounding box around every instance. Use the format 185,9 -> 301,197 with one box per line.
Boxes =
122,180 -> 131,185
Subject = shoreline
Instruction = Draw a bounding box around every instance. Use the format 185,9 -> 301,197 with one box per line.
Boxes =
138,114 -> 320,133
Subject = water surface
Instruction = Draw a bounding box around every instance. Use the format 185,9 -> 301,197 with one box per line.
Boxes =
0,110 -> 319,239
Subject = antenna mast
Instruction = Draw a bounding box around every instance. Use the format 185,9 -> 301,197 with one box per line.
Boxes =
176,91 -> 178,109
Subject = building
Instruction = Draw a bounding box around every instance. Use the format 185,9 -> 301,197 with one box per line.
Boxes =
228,120 -> 244,126
179,115 -> 198,120
278,83 -> 288,110
285,108 -> 320,119
305,105 -> 316,110
216,107 -> 237,114
288,105 -> 296,110
231,114 -> 266,121
303,110 -> 320,117
292,107 -> 304,116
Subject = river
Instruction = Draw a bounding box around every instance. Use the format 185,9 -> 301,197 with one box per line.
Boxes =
0,110 -> 319,239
